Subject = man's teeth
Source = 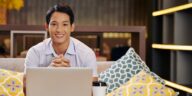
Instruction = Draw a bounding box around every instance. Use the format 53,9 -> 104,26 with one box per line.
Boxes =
55,34 -> 64,37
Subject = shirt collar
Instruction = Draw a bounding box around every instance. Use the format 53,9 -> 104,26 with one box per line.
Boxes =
66,38 -> 76,55
45,37 -> 76,56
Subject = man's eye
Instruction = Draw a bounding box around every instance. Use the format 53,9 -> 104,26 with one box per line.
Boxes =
63,24 -> 68,26
50,23 -> 56,26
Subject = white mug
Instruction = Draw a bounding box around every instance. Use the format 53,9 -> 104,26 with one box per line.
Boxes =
92,81 -> 107,96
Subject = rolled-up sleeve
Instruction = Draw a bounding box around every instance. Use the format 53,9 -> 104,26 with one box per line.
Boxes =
24,47 -> 40,73
84,51 -> 98,77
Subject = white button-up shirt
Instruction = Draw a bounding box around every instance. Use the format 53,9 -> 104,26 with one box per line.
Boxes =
24,37 -> 97,77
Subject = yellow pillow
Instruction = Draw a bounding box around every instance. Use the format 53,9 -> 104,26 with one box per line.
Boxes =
0,69 -> 24,96
107,70 -> 177,96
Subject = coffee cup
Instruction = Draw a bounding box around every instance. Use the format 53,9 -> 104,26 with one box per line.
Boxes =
92,81 -> 107,96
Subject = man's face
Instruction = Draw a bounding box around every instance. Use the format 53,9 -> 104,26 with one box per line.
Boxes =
48,12 -> 74,45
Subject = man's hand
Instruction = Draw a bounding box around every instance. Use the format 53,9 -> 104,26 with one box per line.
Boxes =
50,55 -> 70,67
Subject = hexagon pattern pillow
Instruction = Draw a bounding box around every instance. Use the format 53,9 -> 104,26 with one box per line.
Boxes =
99,47 -> 164,93
106,70 -> 177,96
0,69 -> 24,96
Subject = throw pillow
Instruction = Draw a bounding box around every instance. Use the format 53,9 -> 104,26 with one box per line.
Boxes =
99,47 -> 164,93
0,68 -> 24,96
106,70 -> 177,96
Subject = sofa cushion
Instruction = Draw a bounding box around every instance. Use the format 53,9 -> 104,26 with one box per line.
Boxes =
106,70 -> 177,96
0,58 -> 25,72
0,69 -> 24,96
97,61 -> 113,74
99,47 -> 164,93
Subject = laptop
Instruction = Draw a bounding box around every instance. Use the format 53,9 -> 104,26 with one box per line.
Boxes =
26,67 -> 92,96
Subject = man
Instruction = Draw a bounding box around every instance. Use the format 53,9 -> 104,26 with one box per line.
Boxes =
24,3 -> 98,81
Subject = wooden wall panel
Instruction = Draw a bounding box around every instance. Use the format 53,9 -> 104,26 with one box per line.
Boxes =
7,0 -> 148,26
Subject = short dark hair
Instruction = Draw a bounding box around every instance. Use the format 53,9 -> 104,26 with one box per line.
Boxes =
46,3 -> 74,25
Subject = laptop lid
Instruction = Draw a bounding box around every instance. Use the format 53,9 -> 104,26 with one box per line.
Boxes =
26,67 -> 92,96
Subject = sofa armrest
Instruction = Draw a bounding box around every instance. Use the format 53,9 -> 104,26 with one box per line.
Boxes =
97,61 -> 114,74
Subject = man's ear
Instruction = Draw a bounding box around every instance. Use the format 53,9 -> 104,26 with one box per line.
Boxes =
71,23 -> 75,32
44,23 -> 48,31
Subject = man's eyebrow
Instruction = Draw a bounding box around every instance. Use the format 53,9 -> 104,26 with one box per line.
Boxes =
63,21 -> 70,23
50,21 -> 57,23
50,21 -> 70,23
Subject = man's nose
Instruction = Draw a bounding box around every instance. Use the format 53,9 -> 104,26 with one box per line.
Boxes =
56,25 -> 62,32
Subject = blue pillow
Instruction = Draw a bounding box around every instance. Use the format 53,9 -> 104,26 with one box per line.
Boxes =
99,47 -> 164,93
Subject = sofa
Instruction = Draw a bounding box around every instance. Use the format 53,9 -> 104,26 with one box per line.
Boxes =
0,58 -> 191,95
0,58 -> 113,73
0,58 -> 25,72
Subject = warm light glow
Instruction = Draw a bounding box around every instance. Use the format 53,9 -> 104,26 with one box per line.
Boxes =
0,0 -> 24,11
165,80 -> 192,94
153,3 -> 192,16
152,44 -> 192,51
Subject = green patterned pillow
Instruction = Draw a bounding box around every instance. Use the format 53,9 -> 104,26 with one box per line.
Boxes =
99,47 -> 164,93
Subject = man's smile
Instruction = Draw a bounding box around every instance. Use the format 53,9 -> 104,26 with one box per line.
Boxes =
55,34 -> 65,38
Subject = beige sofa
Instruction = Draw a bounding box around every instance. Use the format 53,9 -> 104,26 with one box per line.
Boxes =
0,58 -> 25,72
1,58 -> 192,94
0,58 -> 113,73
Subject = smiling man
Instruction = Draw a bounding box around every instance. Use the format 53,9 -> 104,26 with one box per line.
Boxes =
24,3 -> 98,81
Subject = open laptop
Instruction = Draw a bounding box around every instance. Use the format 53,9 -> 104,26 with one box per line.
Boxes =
26,67 -> 92,96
